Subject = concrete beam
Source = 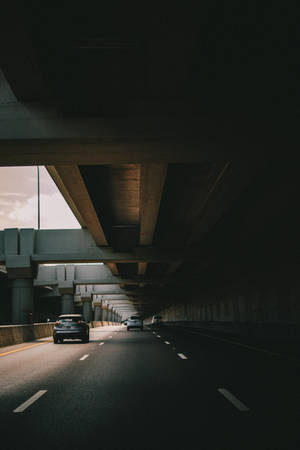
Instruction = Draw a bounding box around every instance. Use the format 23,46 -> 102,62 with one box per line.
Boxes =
46,167 -> 119,277
138,163 -> 167,275
73,278 -> 166,286
0,7 -> 48,101
30,245 -> 207,264
0,228 -> 215,264
46,166 -> 86,228
46,166 -> 107,246
0,107 -> 288,165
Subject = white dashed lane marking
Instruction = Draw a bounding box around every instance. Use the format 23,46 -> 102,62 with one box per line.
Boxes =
13,390 -> 47,413
99,342 -> 104,346
177,353 -> 188,360
218,388 -> 250,412
164,341 -> 170,345
79,354 -> 89,361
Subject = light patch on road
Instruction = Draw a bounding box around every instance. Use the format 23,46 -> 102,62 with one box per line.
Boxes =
13,390 -> 47,413
164,341 -> 170,345
99,342 -> 104,346
157,335 -> 161,338
0,341 -> 50,357
79,354 -> 89,361
218,388 -> 250,412
177,353 -> 188,360
153,332 -> 156,334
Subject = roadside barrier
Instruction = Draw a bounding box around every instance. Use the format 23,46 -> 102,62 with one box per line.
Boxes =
0,321 -> 121,347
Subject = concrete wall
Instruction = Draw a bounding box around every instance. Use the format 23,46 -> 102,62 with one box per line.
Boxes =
158,284 -> 300,343
0,323 -> 55,347
0,286 -> 11,324
0,321 -> 121,347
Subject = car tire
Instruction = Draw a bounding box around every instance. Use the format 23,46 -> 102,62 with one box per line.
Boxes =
127,326 -> 130,331
53,336 -> 58,344
59,338 -> 64,343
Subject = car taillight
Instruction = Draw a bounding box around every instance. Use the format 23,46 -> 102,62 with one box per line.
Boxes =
55,321 -> 60,326
77,320 -> 82,324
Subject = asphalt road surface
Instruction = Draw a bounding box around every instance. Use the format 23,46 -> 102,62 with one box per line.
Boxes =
0,325 -> 299,450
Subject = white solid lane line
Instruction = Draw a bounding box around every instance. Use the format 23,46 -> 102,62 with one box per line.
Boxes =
164,341 -> 170,345
99,342 -> 104,346
177,353 -> 188,360
13,390 -> 47,413
80,354 -> 89,361
218,388 -> 250,412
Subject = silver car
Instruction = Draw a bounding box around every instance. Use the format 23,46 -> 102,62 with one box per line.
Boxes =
127,315 -> 143,331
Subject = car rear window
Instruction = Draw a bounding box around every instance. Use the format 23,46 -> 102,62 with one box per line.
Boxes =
130,316 -> 139,320
60,317 -> 81,322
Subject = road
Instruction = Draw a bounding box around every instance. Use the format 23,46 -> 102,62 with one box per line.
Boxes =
0,325 -> 299,450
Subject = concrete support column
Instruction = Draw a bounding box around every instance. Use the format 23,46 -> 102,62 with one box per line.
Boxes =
12,278 -> 34,324
94,305 -> 102,321
110,308 -> 114,322
104,305 -> 110,322
61,294 -> 75,314
82,300 -> 93,323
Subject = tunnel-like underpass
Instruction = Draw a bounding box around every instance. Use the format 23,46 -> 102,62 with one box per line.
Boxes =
0,2 -> 299,449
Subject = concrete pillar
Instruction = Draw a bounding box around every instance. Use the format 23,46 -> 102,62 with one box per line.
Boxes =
106,305 -> 112,322
61,294 -> 75,314
106,308 -> 110,321
12,278 -> 34,324
94,305 -> 102,321
82,301 -> 93,322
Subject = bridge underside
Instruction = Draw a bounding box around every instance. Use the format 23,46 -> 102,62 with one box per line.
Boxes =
0,3 -> 299,334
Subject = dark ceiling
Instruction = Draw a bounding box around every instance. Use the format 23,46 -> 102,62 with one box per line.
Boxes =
3,1 -> 297,115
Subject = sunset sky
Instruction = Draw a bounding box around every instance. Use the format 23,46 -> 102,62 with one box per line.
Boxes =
0,166 -> 80,230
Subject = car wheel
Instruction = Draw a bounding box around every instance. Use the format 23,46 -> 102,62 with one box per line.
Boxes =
127,326 -> 130,331
59,338 -> 64,343
53,336 -> 58,344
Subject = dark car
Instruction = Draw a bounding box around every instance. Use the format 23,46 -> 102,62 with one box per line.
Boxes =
151,315 -> 162,325
53,314 -> 89,343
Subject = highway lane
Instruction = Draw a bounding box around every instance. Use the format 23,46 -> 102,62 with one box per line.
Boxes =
0,325 -> 299,450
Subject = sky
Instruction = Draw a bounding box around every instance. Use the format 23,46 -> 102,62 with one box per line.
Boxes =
0,166 -> 80,229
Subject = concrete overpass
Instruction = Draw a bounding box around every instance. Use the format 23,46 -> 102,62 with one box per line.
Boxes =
0,2 -> 299,344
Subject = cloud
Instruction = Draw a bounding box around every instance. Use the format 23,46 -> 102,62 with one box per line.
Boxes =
0,166 -> 80,229
0,193 -> 27,197
5,192 -> 80,229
